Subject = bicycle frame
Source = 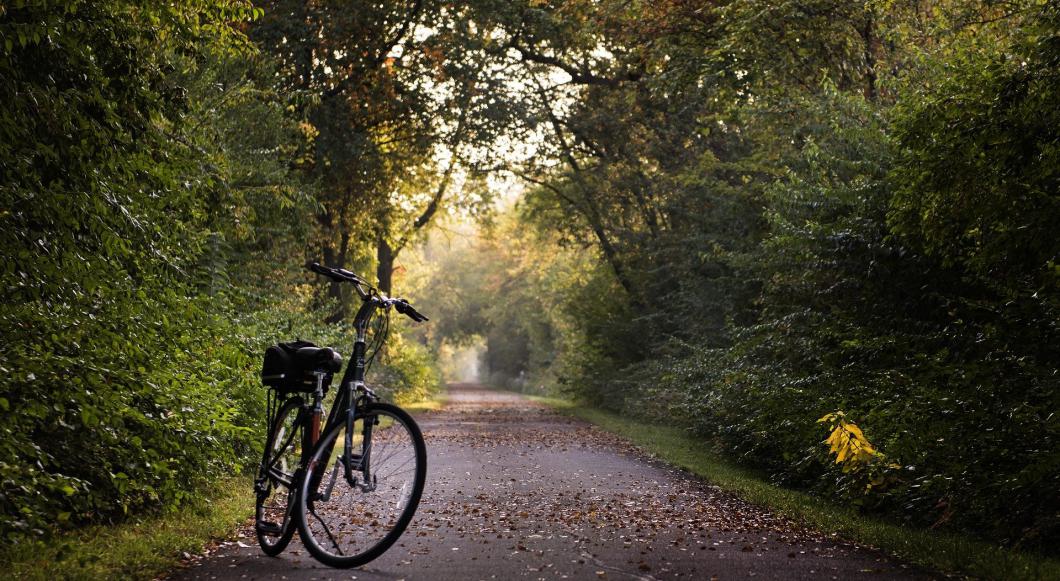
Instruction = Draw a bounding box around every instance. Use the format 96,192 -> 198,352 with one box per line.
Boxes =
313,295 -> 385,495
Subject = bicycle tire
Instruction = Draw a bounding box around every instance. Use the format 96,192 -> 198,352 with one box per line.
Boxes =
255,395 -> 303,556
295,402 -> 427,568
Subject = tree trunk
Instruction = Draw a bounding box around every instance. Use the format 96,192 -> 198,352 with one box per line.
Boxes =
861,13 -> 878,102
376,230 -> 395,296
322,243 -> 345,323
320,204 -> 352,323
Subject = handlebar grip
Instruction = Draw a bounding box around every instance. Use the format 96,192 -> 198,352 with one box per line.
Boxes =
394,299 -> 429,323
305,261 -> 344,282
335,268 -> 367,284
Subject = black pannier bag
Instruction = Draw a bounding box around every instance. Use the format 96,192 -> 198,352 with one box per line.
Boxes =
261,340 -> 343,392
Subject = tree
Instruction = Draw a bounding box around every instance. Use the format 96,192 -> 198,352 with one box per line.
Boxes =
250,1 -> 524,311
422,0 -> 1060,550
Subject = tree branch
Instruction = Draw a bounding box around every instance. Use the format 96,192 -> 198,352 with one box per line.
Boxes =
510,40 -> 642,87
533,81 -> 638,299
322,0 -> 425,99
395,82 -> 475,253
511,170 -> 582,211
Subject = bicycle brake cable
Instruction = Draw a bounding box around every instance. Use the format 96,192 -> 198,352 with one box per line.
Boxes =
363,308 -> 390,375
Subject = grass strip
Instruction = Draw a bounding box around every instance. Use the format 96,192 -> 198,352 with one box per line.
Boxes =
0,476 -> 253,581
530,396 -> 1059,581
402,389 -> 450,413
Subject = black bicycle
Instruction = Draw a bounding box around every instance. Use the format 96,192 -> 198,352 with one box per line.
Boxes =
253,262 -> 429,568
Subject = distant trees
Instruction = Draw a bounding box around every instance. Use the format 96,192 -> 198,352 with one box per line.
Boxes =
432,0 -> 1059,550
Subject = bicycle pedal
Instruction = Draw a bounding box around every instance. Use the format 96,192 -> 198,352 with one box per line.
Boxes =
256,521 -> 284,536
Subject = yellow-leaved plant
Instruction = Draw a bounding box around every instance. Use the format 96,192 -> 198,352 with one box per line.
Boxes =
818,411 -> 885,472
817,411 -> 902,494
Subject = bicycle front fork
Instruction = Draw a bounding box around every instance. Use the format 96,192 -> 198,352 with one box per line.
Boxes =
344,382 -> 378,492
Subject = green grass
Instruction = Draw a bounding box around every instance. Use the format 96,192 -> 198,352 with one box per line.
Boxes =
533,397 -> 1060,581
402,389 -> 450,413
0,477 -> 254,581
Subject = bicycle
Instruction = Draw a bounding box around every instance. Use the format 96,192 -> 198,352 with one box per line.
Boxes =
253,262 -> 429,568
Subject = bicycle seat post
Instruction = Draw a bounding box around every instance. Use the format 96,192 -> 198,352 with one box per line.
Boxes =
312,371 -> 327,397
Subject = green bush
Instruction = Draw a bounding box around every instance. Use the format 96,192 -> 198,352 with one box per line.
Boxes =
0,1 -> 306,540
637,67 -> 1060,549
371,332 -> 443,405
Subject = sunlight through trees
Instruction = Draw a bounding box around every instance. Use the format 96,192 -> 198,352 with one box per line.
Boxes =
1,0 -> 1057,558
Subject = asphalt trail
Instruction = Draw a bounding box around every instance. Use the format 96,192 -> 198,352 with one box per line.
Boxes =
168,383 -> 927,580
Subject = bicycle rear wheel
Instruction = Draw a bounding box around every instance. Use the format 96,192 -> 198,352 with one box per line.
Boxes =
255,396 -> 303,556
296,402 -> 426,568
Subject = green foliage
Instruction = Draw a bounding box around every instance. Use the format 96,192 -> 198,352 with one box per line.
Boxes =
371,332 -> 443,405
655,69 -> 1056,549
437,0 -> 1060,554
0,477 -> 254,581
889,4 -> 1060,292
0,0 -> 315,540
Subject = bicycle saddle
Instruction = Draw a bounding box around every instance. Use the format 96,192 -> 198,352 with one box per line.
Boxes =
294,346 -> 343,373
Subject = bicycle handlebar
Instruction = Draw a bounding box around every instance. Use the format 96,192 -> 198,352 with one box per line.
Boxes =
305,262 -> 429,323
306,261 -> 366,284
393,298 -> 429,323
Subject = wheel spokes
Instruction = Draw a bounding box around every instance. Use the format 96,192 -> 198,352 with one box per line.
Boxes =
300,407 -> 423,562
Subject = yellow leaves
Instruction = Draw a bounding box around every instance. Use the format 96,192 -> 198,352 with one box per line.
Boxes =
818,410 -> 884,473
817,411 -> 842,423
298,121 -> 319,140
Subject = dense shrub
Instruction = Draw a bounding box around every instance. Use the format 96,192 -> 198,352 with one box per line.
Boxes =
0,0 -> 440,532
638,33 -> 1059,547
0,0 -> 298,539
371,333 -> 443,404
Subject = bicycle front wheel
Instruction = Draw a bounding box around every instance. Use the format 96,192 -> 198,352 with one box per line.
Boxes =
296,402 -> 427,568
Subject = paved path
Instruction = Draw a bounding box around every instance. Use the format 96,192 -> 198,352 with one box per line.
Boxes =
169,384 -> 927,580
